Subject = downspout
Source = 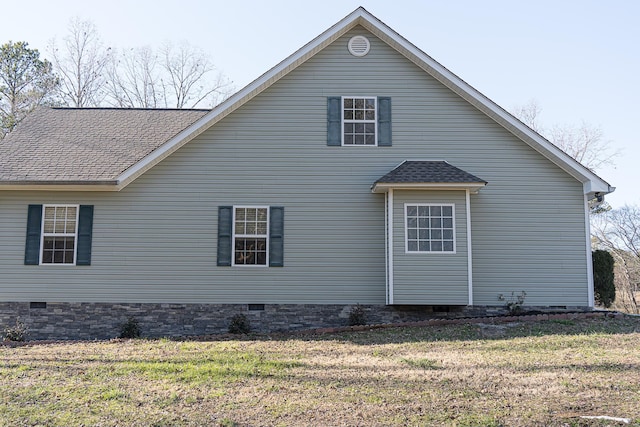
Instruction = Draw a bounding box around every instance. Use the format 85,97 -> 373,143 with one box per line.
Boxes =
584,194 -> 595,307
388,189 -> 394,305
466,189 -> 473,306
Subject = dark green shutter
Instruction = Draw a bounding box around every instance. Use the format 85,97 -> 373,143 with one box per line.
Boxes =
327,97 -> 341,146
217,206 -> 233,266
24,204 -> 43,265
377,96 -> 392,146
269,206 -> 284,267
76,205 -> 94,266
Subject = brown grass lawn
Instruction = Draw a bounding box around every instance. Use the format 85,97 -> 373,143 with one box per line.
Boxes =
1,315 -> 639,426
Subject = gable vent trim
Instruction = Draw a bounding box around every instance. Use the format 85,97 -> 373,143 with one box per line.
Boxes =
348,35 -> 370,56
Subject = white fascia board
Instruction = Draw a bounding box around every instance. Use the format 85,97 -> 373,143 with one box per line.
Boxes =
372,182 -> 486,194
0,182 -> 120,191
115,7 -> 612,195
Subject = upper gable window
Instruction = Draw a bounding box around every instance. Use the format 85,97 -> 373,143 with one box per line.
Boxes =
342,97 -> 377,146
327,96 -> 391,147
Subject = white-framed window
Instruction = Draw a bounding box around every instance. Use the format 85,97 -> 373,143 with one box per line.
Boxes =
40,205 -> 79,264
342,96 -> 377,146
405,204 -> 456,253
233,206 -> 269,266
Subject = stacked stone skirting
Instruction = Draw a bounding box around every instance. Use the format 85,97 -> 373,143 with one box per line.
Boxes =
0,302 -> 592,341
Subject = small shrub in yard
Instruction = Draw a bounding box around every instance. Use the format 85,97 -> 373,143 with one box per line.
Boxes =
348,304 -> 367,326
498,291 -> 527,314
228,314 -> 251,334
3,318 -> 28,342
119,317 -> 141,339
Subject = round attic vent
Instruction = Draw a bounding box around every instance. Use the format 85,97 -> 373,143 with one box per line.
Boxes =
348,35 -> 370,57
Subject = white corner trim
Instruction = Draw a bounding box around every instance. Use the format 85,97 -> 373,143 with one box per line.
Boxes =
466,190 -> 473,306
585,195 -> 595,307
387,189 -> 394,305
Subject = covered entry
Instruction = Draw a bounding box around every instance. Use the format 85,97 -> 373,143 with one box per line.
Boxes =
372,161 -> 487,305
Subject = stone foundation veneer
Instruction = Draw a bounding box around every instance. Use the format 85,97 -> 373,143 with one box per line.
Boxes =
0,302 -> 590,341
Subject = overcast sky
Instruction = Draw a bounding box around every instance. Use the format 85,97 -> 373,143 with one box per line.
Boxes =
1,0 -> 637,207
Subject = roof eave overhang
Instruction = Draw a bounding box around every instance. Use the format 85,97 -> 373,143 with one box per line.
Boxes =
371,182 -> 487,194
0,181 -> 121,191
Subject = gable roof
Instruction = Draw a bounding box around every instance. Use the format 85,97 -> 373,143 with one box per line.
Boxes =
0,7 -> 613,197
372,161 -> 487,194
0,107 -> 208,189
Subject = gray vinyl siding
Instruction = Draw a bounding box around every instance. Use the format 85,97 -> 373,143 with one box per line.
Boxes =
0,26 -> 589,306
392,191 -> 468,305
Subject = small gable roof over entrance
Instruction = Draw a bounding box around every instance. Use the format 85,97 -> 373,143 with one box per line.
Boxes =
372,161 -> 487,193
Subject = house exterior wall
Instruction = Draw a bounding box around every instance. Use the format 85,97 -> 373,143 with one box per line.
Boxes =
391,190 -> 469,305
0,26 -> 589,310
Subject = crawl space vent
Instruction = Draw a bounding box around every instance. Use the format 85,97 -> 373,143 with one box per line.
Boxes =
348,35 -> 370,57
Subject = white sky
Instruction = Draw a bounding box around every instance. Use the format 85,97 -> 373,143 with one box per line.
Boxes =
1,0 -> 637,207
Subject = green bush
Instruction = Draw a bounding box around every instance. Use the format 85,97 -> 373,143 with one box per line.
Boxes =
119,317 -> 141,339
348,305 -> 367,326
228,314 -> 251,334
593,249 -> 615,308
3,318 -> 28,342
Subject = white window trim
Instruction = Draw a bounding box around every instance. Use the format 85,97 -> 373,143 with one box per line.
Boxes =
231,205 -> 269,267
39,204 -> 80,266
404,203 -> 456,254
341,96 -> 378,146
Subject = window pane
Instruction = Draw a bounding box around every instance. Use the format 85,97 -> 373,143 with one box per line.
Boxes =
443,241 -> 454,252
419,241 -> 430,252
443,229 -> 453,240
365,98 -> 375,109
442,206 -> 453,216
443,218 -> 453,228
431,229 -> 442,240
408,241 -> 418,252
365,134 -> 375,145
418,206 -> 429,216
344,134 -> 354,145
407,218 -> 417,228
344,98 -> 353,108
355,135 -> 364,145
418,218 -> 429,228
246,209 -> 256,221
365,110 -> 375,120
431,218 -> 442,228
430,206 -> 442,216
365,123 -> 375,133
236,209 -> 245,220
354,110 -> 364,120
355,98 -> 364,109
431,241 -> 443,252
256,223 -> 267,234
407,206 -> 417,216
407,229 -> 417,239
355,123 -> 364,133
344,110 -> 353,120
235,223 -> 245,234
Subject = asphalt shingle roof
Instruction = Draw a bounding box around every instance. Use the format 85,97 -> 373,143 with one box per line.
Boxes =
375,161 -> 486,184
0,107 -> 209,182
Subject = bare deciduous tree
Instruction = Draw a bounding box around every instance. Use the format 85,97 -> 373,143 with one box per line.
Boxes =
105,46 -> 161,108
49,17 -> 111,107
592,205 -> 640,313
160,41 -> 232,108
104,42 -> 232,109
512,99 -> 618,172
